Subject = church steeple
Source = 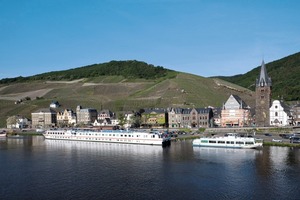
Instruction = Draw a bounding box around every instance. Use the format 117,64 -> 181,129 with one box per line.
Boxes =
255,59 -> 272,127
256,60 -> 272,87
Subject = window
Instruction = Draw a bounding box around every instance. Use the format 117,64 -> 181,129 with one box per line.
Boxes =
275,112 -> 278,117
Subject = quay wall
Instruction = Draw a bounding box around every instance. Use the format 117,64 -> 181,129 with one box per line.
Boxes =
204,127 -> 297,134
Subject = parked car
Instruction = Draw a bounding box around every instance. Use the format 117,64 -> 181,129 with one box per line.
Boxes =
264,133 -> 272,136
290,137 -> 300,144
272,139 -> 282,143
279,134 -> 292,139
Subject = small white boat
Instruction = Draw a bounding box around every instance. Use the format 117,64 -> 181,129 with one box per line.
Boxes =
0,131 -> 7,138
43,129 -> 171,146
193,133 -> 263,149
36,128 -> 45,133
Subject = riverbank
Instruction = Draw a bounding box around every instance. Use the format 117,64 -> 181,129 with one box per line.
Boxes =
173,133 -> 300,148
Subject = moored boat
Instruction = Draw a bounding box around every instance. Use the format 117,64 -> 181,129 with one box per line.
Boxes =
43,129 -> 171,146
193,133 -> 263,149
0,131 -> 7,138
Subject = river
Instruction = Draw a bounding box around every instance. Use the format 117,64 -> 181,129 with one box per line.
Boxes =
0,136 -> 300,200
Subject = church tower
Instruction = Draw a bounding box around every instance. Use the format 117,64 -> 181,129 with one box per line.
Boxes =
255,60 -> 272,127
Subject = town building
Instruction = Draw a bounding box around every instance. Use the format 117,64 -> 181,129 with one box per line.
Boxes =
76,105 -> 97,125
97,109 -> 114,120
57,109 -> 77,126
255,60 -> 272,127
141,108 -> 168,128
168,107 -> 213,128
6,115 -> 31,129
168,108 -> 183,128
50,101 -> 60,108
93,118 -> 112,126
270,100 -> 292,126
124,111 -> 135,128
291,103 -> 300,126
221,94 -> 251,127
212,107 -> 222,127
31,108 -> 57,128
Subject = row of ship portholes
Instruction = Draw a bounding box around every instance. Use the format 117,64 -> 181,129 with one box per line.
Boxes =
50,136 -> 144,143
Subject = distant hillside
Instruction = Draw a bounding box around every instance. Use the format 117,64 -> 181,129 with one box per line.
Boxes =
0,66 -> 254,127
0,60 -> 175,83
217,52 -> 300,101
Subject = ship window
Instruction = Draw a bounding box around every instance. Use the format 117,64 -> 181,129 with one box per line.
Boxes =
236,141 -> 244,144
209,140 -> 216,143
226,141 -> 230,144
246,142 -> 254,145
231,141 -> 234,144
218,141 -> 225,144
201,140 -> 208,143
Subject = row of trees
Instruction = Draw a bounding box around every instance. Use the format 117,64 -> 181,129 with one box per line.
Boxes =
218,52 -> 300,101
0,60 -> 175,84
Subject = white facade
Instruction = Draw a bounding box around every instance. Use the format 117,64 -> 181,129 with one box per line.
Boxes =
270,100 -> 289,126
7,116 -> 31,129
50,101 -> 60,108
124,112 -> 134,128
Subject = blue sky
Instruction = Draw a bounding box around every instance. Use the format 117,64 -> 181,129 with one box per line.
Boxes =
1,0 -> 299,79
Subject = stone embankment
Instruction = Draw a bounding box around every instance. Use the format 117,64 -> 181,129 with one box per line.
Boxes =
175,127 -> 300,147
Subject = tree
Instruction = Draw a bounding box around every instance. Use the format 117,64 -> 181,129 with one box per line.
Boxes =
117,113 -> 126,128
130,114 -> 141,128
6,116 -> 17,128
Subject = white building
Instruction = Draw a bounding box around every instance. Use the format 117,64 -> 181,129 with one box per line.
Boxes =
7,115 -> 31,129
50,101 -> 60,108
270,100 -> 291,126
124,111 -> 134,128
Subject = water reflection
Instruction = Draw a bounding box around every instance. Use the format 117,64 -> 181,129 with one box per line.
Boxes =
1,137 -> 300,200
44,139 -> 164,159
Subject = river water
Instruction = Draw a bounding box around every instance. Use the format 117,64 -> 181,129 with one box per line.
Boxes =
0,136 -> 300,200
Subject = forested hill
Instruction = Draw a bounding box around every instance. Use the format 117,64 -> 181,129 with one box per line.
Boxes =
0,60 -> 176,83
216,52 -> 300,101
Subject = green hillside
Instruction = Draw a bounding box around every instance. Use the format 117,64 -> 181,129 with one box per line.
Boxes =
0,60 -> 254,127
217,52 -> 300,101
0,60 -> 175,83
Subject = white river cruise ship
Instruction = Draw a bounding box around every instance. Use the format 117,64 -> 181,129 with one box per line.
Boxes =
43,129 -> 171,146
193,133 -> 263,149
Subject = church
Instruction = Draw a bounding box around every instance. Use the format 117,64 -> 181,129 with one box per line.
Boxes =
255,60 -> 272,127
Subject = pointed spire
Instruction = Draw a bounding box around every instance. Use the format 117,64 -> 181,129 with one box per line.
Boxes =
256,60 -> 272,87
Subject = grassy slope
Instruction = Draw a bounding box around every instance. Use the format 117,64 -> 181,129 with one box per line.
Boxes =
217,52 -> 300,101
0,73 -> 254,127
